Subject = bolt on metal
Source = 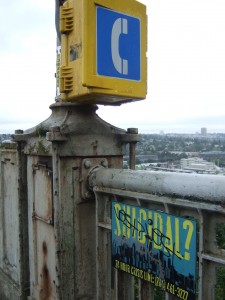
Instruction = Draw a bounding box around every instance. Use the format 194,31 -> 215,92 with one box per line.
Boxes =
84,160 -> 92,169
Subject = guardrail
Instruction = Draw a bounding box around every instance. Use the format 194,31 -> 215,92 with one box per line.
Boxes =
89,168 -> 225,300
1,133 -> 225,299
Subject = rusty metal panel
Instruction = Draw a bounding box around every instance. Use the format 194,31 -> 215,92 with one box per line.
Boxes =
32,162 -> 53,224
27,156 -> 57,300
59,157 -> 96,299
32,222 -> 57,300
0,142 -> 30,299
0,150 -> 20,284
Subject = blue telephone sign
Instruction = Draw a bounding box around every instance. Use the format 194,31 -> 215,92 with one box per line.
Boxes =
96,6 -> 141,81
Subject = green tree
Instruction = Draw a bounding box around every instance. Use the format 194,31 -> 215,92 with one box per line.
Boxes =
215,224 -> 225,300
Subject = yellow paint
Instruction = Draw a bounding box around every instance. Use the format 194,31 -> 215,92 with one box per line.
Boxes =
59,0 -> 147,104
183,220 -> 194,261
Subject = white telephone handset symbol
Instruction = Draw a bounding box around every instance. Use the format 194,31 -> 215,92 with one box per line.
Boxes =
111,18 -> 128,75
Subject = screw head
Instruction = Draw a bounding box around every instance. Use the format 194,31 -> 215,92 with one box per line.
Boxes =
84,160 -> 92,169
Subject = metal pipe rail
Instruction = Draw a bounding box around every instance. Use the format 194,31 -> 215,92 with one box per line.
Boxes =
89,168 -> 225,203
89,167 -> 225,300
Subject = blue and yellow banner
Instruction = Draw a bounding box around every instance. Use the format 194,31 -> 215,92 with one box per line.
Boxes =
112,202 -> 197,300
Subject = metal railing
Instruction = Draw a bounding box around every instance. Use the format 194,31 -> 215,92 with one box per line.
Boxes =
1,140 -> 225,299
89,168 -> 225,300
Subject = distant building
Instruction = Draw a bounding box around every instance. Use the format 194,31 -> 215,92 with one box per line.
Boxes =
180,157 -> 217,173
201,127 -> 207,135
200,151 -> 225,160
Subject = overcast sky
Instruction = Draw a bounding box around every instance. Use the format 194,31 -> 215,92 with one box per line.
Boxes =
1,0 -> 225,134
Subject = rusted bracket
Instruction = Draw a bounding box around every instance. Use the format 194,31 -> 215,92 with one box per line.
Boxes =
119,128 -> 139,170
81,158 -> 108,201
118,132 -> 140,143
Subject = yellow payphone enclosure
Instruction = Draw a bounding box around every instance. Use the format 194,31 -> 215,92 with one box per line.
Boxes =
59,0 -> 147,104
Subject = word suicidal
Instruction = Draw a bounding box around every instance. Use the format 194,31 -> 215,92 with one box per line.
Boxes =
113,203 -> 194,261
